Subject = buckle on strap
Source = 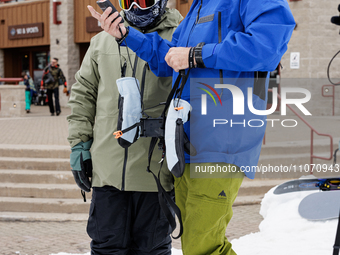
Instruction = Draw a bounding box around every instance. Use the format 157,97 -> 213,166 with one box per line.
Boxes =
113,131 -> 123,139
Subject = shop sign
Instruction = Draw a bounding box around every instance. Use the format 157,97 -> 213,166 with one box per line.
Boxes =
290,52 -> 300,69
8,23 -> 44,40
86,17 -> 103,33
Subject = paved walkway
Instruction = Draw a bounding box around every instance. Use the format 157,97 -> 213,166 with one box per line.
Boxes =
0,105 -> 70,146
0,204 -> 263,255
1,105 -> 340,146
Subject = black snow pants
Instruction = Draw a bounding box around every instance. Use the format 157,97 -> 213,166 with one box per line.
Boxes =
87,186 -> 173,255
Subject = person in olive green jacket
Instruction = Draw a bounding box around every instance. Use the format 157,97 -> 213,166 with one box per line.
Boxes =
67,1 -> 182,254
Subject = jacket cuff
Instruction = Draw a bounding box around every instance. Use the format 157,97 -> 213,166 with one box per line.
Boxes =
71,139 -> 93,151
123,27 -> 146,52
82,139 -> 93,150
116,26 -> 130,45
202,43 -> 219,69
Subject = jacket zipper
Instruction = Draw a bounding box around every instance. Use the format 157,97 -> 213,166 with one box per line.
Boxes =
218,11 -> 224,98
121,148 -> 128,191
186,0 -> 203,47
121,55 -> 140,191
140,63 -> 149,112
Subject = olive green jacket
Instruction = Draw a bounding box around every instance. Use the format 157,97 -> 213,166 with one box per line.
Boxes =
43,64 -> 66,90
67,8 -> 182,192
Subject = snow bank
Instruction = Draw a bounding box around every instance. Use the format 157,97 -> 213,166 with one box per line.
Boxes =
231,187 -> 338,255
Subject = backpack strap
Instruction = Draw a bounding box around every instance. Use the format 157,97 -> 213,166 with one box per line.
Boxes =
146,137 -> 184,239
144,69 -> 190,237
160,69 -> 191,130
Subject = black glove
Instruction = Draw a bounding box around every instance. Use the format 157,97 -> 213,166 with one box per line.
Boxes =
71,153 -> 92,192
70,140 -> 93,193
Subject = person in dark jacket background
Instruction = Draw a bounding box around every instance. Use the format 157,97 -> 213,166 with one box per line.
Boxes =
41,57 -> 67,116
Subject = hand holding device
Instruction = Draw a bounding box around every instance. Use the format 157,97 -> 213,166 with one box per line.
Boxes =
96,0 -> 124,24
88,3 -> 126,39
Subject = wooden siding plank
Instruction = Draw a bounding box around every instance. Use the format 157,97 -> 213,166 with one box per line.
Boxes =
74,0 -> 78,42
22,4 -> 28,47
0,9 -> 4,47
44,1 -> 49,45
11,5 -> 18,48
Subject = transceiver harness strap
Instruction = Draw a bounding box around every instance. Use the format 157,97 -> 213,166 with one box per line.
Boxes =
146,70 -> 190,239
146,136 -> 183,239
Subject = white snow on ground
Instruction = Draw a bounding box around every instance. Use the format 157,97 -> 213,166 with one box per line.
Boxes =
50,249 -> 183,255
50,187 -> 338,255
232,187 -> 338,255
50,253 -> 90,255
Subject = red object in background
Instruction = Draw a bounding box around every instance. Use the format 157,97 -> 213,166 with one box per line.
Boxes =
264,88 -> 333,174
53,1 -> 62,25
0,78 -> 23,84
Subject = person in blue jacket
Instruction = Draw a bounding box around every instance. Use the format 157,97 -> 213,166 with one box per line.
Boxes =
22,72 -> 32,113
89,0 -> 295,254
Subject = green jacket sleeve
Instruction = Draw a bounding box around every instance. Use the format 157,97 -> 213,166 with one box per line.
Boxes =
58,68 -> 67,86
67,40 -> 99,148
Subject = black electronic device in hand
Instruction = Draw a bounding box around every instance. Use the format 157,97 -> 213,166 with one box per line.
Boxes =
96,0 -> 124,24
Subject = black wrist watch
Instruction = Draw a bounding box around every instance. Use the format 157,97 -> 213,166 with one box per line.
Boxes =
116,26 -> 130,45
188,47 -> 196,69
194,42 -> 206,68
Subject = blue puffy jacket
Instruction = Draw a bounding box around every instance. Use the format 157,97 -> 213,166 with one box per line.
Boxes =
125,0 -> 295,179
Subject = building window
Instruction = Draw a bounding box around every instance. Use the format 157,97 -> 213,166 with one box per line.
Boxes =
33,52 -> 47,70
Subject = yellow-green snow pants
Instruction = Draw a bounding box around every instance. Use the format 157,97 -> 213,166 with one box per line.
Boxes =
174,163 -> 244,255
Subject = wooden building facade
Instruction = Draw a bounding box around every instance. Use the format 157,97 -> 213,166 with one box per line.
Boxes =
0,0 -> 50,79
0,0 -> 192,82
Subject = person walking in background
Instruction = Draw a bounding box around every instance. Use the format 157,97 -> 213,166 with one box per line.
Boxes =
41,57 -> 67,116
22,72 -> 32,113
